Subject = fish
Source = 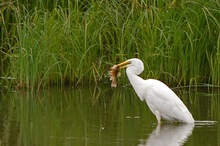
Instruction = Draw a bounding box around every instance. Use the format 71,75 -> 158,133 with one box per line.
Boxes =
109,65 -> 121,87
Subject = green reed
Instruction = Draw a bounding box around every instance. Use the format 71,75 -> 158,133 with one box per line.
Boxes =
0,0 -> 220,89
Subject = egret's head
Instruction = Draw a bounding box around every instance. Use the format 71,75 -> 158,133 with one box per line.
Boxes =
117,58 -> 144,75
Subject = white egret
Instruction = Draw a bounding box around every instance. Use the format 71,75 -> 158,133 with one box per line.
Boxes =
116,58 -> 194,123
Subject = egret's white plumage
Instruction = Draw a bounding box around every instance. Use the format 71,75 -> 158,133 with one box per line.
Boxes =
117,58 -> 194,123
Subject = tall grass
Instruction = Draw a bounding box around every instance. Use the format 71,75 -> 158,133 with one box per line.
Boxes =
0,0 -> 220,89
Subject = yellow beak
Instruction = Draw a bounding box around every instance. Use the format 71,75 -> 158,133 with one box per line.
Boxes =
117,60 -> 131,69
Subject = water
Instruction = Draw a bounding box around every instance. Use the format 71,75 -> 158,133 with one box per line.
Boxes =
0,86 -> 219,146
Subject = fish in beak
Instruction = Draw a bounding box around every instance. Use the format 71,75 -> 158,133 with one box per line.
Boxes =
109,60 -> 131,87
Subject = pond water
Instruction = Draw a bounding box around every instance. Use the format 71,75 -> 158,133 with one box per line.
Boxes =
0,85 -> 219,146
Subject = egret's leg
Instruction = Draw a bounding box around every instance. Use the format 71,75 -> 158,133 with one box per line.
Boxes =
155,123 -> 161,136
155,110 -> 161,124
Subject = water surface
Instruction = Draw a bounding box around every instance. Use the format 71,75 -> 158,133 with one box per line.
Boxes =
0,86 -> 219,145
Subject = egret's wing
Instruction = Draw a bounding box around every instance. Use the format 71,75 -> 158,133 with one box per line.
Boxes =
144,79 -> 194,122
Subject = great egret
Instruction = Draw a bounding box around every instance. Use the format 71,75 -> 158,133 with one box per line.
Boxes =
116,58 -> 194,123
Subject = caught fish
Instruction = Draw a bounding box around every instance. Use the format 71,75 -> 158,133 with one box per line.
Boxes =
109,65 -> 121,87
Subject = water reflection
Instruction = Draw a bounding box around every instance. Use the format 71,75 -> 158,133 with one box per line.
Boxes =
139,124 -> 194,146
0,86 -> 219,145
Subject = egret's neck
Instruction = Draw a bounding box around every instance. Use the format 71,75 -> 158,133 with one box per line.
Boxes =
126,70 -> 145,101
